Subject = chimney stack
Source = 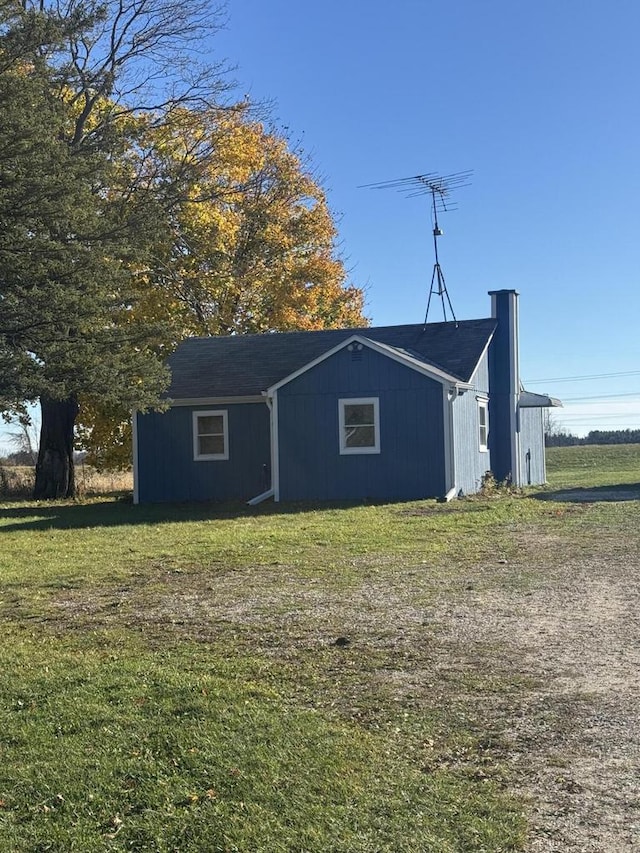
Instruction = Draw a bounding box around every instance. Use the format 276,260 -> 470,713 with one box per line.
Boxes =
488,290 -> 521,484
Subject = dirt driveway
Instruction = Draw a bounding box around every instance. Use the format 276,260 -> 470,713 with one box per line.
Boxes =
431,518 -> 640,852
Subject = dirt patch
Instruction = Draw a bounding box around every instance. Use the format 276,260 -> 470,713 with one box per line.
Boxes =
538,485 -> 640,502
50,520 -> 640,851
425,539 -> 640,853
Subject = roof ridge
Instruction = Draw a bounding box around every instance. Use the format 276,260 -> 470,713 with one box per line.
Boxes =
167,317 -> 498,398
181,316 -> 496,345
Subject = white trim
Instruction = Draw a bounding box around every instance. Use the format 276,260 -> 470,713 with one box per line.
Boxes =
267,335 -> 464,395
338,397 -> 380,455
540,408 -> 548,484
467,330 -> 496,385
247,488 -> 274,506
271,391 -> 280,501
478,399 -> 489,452
362,338 -> 464,385
132,408 -> 139,505
514,404 -> 522,485
443,386 -> 456,497
167,395 -> 264,406
192,410 -> 229,461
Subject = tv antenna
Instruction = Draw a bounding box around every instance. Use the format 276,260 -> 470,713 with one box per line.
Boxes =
361,170 -> 472,323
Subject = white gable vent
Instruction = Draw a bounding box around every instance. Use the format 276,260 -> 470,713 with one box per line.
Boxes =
348,342 -> 364,362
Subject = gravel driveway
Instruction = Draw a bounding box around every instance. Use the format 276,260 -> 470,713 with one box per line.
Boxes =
433,517 -> 640,852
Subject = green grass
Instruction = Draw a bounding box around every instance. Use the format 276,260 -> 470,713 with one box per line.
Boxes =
546,442 -> 640,488
1,445 -> 638,851
0,634 -> 524,852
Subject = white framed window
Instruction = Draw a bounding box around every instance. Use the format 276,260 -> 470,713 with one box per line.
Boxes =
193,410 -> 229,461
338,398 -> 380,454
478,399 -> 489,452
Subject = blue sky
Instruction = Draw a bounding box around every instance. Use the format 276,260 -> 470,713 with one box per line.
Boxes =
212,0 -> 640,435
1,0 -> 638,454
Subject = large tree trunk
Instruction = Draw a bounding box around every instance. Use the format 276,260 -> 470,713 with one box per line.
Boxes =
33,396 -> 80,499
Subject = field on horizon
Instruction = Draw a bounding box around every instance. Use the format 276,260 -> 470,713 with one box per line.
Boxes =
0,444 -> 638,851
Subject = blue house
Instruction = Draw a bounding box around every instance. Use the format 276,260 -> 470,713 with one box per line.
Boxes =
133,290 -> 560,504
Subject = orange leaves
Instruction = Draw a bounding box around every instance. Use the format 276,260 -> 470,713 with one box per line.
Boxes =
135,103 -> 367,337
76,101 -> 366,462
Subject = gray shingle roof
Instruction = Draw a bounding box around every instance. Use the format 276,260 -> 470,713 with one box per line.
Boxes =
166,318 -> 498,399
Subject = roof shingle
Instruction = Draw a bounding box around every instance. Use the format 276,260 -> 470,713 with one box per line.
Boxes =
166,318 -> 497,399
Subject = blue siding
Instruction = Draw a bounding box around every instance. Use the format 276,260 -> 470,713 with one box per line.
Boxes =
277,345 -> 446,501
452,352 -> 491,494
488,290 -> 516,482
136,402 -> 271,503
519,408 -> 546,486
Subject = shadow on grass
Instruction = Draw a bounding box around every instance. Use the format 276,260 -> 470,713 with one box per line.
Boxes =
534,482 -> 640,503
0,491 -> 486,531
0,495 -> 389,532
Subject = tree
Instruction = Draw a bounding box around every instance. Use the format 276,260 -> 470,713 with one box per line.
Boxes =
133,106 -> 365,337
0,6 -> 170,496
77,107 -> 366,470
2,1 -> 366,489
1,0 -> 225,496
2,409 -> 39,464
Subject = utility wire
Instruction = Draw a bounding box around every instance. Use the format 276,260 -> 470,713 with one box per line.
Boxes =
561,391 -> 640,402
525,369 -> 640,384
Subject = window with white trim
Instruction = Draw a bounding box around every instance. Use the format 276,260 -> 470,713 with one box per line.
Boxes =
339,398 -> 380,454
193,410 -> 229,460
478,400 -> 489,452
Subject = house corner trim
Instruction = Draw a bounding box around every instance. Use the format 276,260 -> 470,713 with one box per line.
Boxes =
132,408 -> 139,505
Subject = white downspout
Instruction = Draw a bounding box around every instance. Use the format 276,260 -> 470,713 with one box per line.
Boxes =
132,408 -> 139,505
272,390 -> 280,501
442,386 -> 457,501
265,390 -> 280,502
247,392 -> 279,505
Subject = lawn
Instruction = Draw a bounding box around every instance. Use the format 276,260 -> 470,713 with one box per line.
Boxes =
545,442 -> 640,487
0,445 -> 638,851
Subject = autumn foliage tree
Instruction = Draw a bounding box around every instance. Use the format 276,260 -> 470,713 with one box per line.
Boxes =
138,107 -> 365,337
1,0 -> 366,487
78,107 -> 366,469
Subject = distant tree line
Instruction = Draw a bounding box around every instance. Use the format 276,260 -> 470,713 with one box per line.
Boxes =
0,450 -> 33,466
545,428 -> 640,447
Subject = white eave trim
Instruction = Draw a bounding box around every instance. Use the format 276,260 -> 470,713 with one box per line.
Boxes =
466,327 -> 496,385
165,395 -> 266,406
266,334 -> 464,394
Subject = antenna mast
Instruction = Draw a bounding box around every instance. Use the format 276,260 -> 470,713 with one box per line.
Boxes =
361,170 -> 472,323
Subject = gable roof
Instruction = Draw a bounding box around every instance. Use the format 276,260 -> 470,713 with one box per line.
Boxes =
165,318 -> 498,400
267,334 -> 469,393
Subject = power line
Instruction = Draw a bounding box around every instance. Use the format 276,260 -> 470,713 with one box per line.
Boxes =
561,391 -> 640,402
524,369 -> 640,384
556,414 -> 640,423
555,415 -> 640,429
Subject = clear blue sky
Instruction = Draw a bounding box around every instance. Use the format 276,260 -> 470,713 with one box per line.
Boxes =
1,0 -> 638,454
212,0 -> 640,435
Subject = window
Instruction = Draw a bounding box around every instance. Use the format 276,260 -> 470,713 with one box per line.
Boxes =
193,410 -> 229,460
339,398 -> 380,454
478,400 -> 489,452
